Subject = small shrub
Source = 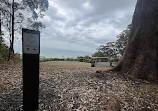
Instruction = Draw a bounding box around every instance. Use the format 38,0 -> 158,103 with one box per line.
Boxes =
13,53 -> 21,63
0,54 -> 4,64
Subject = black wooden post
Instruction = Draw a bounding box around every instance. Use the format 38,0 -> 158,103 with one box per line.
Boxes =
22,28 -> 40,111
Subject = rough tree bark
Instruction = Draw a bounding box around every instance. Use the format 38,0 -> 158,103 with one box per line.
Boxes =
106,0 -> 158,81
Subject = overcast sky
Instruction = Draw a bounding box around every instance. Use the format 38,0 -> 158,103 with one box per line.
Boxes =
15,0 -> 137,58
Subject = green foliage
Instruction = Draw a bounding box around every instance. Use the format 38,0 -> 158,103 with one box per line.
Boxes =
65,57 -> 75,61
30,21 -> 46,31
93,42 -> 118,59
84,55 -> 91,59
40,58 -> 66,62
22,0 -> 49,19
93,24 -> 131,59
109,59 -> 116,62
0,36 -> 9,63
13,53 -> 21,63
0,54 -> 4,63
0,31 -> 3,36
76,56 -> 84,62
1,0 -> 49,61
83,55 -> 92,63
92,51 -> 104,57
115,24 -> 131,56
40,56 -> 92,63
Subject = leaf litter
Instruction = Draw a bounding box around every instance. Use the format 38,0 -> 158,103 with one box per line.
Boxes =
0,61 -> 158,111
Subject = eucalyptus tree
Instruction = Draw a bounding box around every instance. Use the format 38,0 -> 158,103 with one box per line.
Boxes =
106,0 -> 158,82
93,42 -> 118,59
0,0 -> 48,60
115,24 -> 131,57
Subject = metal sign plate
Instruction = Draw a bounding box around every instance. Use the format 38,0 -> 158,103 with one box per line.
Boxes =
23,29 -> 40,54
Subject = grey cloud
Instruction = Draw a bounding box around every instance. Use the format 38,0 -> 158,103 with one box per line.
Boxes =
39,0 -> 137,56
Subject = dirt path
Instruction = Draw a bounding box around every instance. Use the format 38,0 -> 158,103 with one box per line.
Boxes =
0,61 -> 158,111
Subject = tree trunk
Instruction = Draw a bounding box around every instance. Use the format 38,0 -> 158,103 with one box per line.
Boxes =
111,0 -> 158,81
8,0 -> 14,61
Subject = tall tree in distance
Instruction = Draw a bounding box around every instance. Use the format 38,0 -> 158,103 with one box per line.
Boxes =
103,0 -> 158,82
0,0 -> 49,61
93,42 -> 118,59
9,0 -> 15,60
115,24 -> 131,57
92,25 -> 131,59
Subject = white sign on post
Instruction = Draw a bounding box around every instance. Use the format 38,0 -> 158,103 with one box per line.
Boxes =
23,32 -> 40,54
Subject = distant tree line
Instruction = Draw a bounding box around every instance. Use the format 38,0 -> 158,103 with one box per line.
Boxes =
93,24 -> 131,60
40,56 -> 93,63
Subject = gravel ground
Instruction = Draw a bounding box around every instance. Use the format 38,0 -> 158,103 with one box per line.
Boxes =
0,61 -> 158,111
